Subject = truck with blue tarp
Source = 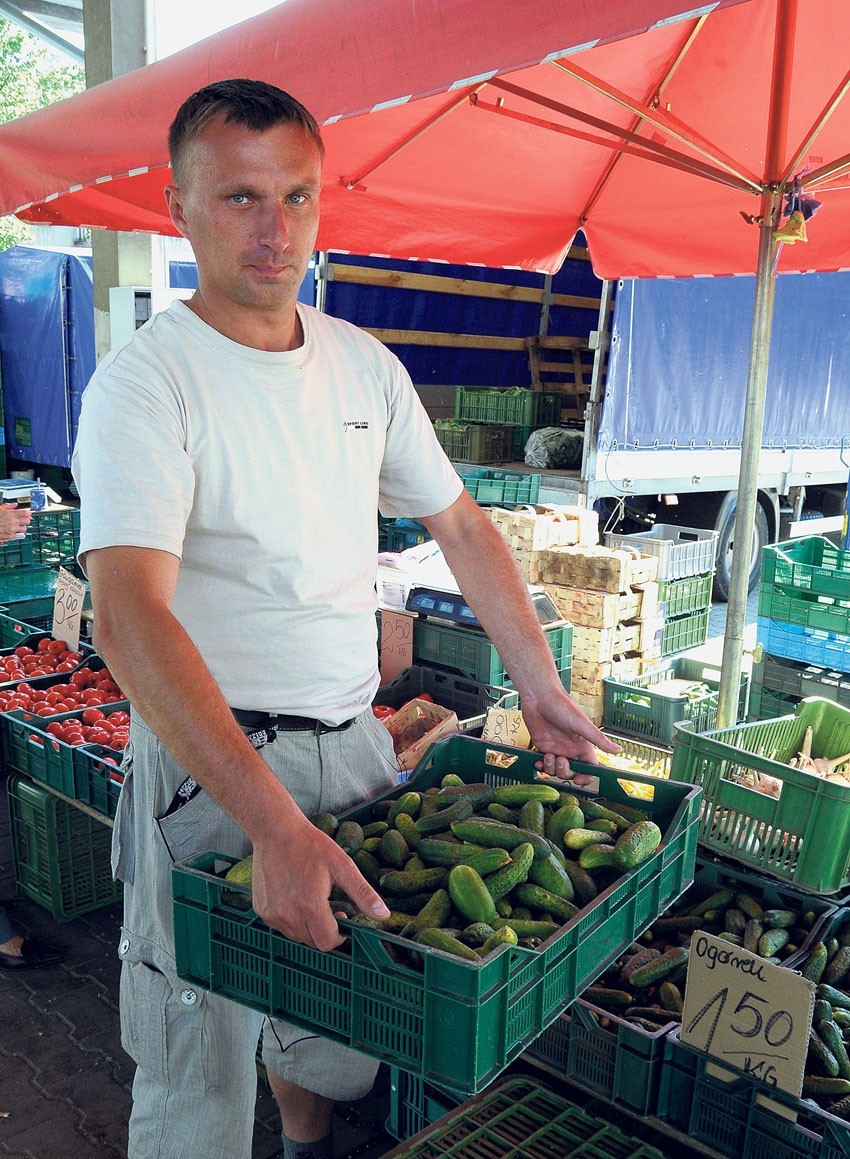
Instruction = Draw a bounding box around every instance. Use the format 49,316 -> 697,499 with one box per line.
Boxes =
1,240 -> 847,597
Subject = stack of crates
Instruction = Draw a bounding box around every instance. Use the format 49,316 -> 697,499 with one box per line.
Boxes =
752,536 -> 850,719
605,524 -> 718,657
433,420 -> 514,465
533,542 -> 661,724
0,505 -> 85,645
453,386 -> 564,466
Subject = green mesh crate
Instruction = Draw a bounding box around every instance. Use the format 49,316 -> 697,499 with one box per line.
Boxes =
511,424 -> 536,460
387,1070 -> 462,1143
434,422 -> 514,464
459,468 -> 541,506
0,536 -> 33,570
7,773 -> 121,922
761,535 -> 850,601
603,657 -> 749,745
455,387 -> 562,427
412,619 -> 571,687
28,506 -> 80,569
670,696 -> 850,894
758,581 -> 850,636
661,607 -> 710,656
173,735 -> 699,1095
0,596 -> 61,645
73,744 -> 125,821
657,572 -> 713,619
659,1028 -> 850,1159
380,1075 -> 666,1157
748,683 -> 800,721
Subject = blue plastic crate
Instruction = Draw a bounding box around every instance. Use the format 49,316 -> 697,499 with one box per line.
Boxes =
757,616 -> 850,673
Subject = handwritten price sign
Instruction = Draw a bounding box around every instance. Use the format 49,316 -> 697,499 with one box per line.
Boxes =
481,708 -> 531,749
52,566 -> 86,653
379,610 -> 414,683
681,930 -> 814,1097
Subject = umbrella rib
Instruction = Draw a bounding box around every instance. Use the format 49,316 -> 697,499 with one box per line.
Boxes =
803,153 -> 850,189
482,80 -> 759,193
549,57 -> 761,190
782,68 -> 850,185
339,85 -> 483,189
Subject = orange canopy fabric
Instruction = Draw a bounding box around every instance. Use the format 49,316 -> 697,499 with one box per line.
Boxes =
0,0 -> 846,278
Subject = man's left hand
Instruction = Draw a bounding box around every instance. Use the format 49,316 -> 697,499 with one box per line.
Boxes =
520,689 -> 621,786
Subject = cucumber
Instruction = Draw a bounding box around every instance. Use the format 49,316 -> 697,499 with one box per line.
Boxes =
351,848 -> 382,889
585,986 -> 633,1010
440,774 -> 464,788
612,821 -> 662,870
595,798 -> 649,825
361,836 -> 382,854
758,928 -> 790,958
586,818 -> 618,837
762,908 -> 798,929
659,982 -> 684,1014
578,843 -> 619,871
820,1020 -> 850,1080
519,799 -> 546,836
480,926 -> 519,955
736,893 -> 765,921
629,946 -> 689,989
487,803 -> 516,823
416,928 -> 480,962
493,783 -> 562,807
414,798 -> 474,835
482,842 -> 535,901
380,866 -> 449,895
651,916 -> 704,936
450,817 -> 551,859
400,889 -> 452,938
405,855 -> 426,873
387,790 -> 422,826
563,828 -> 615,851
581,801 -> 632,831
463,847 -> 513,876
528,853 -> 574,900
619,947 -> 661,984
309,811 -> 338,836
625,1006 -> 681,1024
724,908 -> 748,937
335,820 -> 364,855
417,837 -> 487,867
393,812 -> 422,849
493,918 -> 558,939
819,985 -> 850,1011
511,883 -> 578,924
378,828 -> 410,869
803,942 -> 829,983
448,864 -> 498,925
433,783 -> 495,810
361,820 -> 388,839
546,805 -> 585,845
824,946 -> 850,987
687,889 -> 735,917
461,922 -> 496,947
743,918 -> 763,955
563,860 -> 599,905
803,1076 -> 850,1098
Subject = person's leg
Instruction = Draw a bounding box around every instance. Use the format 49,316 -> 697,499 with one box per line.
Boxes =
0,904 -> 17,947
0,904 -> 63,969
117,717 -> 263,1159
258,712 -> 398,1147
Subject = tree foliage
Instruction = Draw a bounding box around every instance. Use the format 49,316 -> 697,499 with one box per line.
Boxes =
0,19 -> 84,252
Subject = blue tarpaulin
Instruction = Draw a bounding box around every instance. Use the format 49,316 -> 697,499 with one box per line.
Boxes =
600,273 -> 850,451
0,246 -> 95,468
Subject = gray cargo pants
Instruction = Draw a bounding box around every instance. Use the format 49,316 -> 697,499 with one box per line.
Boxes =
112,708 -> 399,1159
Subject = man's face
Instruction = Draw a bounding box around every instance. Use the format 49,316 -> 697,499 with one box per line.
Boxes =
166,115 -> 322,316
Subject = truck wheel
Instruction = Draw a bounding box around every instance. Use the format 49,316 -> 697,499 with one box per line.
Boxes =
713,500 -> 769,602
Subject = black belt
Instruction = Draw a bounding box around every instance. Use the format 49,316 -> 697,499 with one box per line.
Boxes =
231,707 -> 355,737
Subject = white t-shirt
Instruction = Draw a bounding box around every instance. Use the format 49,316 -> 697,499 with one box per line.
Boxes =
72,301 -> 463,723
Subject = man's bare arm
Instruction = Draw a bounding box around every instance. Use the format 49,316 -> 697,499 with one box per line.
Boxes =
85,545 -> 388,947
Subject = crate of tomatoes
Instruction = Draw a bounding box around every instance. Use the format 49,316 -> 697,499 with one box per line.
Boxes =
0,632 -> 93,690
1,654 -> 129,802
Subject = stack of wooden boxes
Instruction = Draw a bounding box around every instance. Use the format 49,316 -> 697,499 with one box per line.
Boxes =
535,545 -> 662,724
484,503 -> 599,582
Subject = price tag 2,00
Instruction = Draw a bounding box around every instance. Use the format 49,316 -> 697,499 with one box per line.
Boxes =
52,566 -> 86,652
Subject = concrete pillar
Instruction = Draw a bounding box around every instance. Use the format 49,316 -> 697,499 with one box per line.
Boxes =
83,0 -> 159,360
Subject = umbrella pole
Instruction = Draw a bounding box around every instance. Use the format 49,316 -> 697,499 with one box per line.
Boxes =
716,192 -> 782,729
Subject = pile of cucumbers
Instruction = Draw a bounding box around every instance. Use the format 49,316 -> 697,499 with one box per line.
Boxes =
579,876 -> 819,1032
309,773 -> 663,965
796,924 -> 850,1117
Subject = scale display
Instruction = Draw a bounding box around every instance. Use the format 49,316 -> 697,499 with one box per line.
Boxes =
406,586 -> 560,627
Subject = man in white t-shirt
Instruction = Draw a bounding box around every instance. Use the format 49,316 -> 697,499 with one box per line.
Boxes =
72,80 -> 617,1159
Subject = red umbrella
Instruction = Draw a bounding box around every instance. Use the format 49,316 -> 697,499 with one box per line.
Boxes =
1,0 -> 846,722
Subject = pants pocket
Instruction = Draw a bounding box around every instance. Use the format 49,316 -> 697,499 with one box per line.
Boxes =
119,940 -> 221,1095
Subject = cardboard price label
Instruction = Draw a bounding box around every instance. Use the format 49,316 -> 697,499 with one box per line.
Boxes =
481,708 -> 531,749
379,610 -> 414,684
681,930 -> 815,1097
52,566 -> 86,652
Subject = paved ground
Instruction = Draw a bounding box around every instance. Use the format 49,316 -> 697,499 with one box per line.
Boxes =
1,591 -> 759,1158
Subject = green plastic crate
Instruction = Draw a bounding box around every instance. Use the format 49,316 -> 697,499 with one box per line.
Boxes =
603,657 -> 750,746
748,683 -> 800,721
511,424 -> 536,460
761,536 -> 850,601
73,744 -> 125,821
380,1074 -> 666,1157
659,1028 -> 850,1159
0,536 -> 33,570
759,578 -> 850,635
670,697 -> 850,894
602,732 -> 673,778
455,387 -> 562,428
658,572 -> 713,619
753,651 -> 850,705
412,619 -> 571,688
374,665 -> 518,730
28,506 -> 80,569
434,422 -> 514,464
0,596 -> 61,645
459,468 -> 541,506
387,1069 -> 462,1143
172,734 -> 699,1095
7,773 -> 121,922
3,698 -> 131,799
661,607 -> 710,656
523,854 -> 833,1118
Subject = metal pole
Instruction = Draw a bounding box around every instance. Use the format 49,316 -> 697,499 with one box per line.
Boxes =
716,194 -> 781,728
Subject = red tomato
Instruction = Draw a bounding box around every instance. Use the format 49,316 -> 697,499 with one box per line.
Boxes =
45,722 -> 65,738
109,735 -> 128,751
86,728 -> 111,746
56,660 -> 77,673
13,646 -> 33,658
81,689 -> 105,705
372,705 -> 396,719
108,711 -> 130,726
70,668 -> 92,688
57,699 -> 79,713
47,639 -> 66,655
36,705 -> 56,717
36,638 -> 52,653
82,707 -> 105,725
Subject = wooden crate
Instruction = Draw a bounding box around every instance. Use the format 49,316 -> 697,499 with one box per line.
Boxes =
570,654 -> 645,700
545,582 -> 658,629
537,546 -> 658,593
571,687 -> 605,725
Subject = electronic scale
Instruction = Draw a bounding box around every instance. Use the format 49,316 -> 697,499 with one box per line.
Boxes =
405,584 -> 560,628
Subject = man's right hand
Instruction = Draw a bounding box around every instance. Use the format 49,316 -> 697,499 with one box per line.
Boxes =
250,815 -> 390,951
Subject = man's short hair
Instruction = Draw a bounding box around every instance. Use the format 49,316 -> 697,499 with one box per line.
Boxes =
168,78 -> 324,184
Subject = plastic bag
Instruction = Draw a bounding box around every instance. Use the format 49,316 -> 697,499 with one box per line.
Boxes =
524,427 -> 584,469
